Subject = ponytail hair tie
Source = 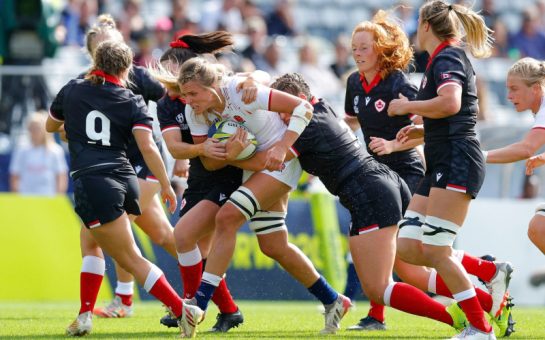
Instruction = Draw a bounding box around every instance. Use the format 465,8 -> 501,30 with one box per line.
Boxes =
448,4 -> 453,11
170,40 -> 189,48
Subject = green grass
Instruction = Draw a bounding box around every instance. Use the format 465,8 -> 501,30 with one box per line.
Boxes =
0,301 -> 543,339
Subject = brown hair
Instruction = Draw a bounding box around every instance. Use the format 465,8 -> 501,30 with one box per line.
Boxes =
160,31 -> 234,65
85,14 -> 123,56
150,31 -> 234,94
508,57 -> 545,88
271,73 -> 311,99
85,41 -> 133,85
352,10 -> 413,79
419,0 -> 493,58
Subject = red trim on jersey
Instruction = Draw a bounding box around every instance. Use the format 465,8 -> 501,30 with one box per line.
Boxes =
169,95 -> 187,104
345,111 -> 357,117
426,40 -> 458,71
133,123 -> 152,131
446,184 -> 467,193
49,110 -> 64,122
88,219 -> 101,228
161,125 -> 179,132
90,70 -> 124,87
359,73 -> 382,93
437,80 -> 462,93
268,90 -> 273,111
290,146 -> 300,157
358,224 -> 379,233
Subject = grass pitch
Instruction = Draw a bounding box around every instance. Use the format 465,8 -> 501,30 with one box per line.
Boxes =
0,301 -> 543,339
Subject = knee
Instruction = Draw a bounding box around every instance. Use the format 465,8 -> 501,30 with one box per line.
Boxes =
215,206 -> 243,234
148,225 -> 174,248
396,238 -> 421,264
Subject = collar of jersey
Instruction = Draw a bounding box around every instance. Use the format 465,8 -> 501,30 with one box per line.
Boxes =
359,73 -> 382,94
90,70 -> 124,87
169,94 -> 186,104
426,39 -> 459,71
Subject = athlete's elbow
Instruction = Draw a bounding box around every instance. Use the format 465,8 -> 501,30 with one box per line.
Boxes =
442,100 -> 461,117
521,144 -> 536,160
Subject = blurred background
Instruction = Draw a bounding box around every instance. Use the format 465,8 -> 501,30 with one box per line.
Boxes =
2,0 -> 545,305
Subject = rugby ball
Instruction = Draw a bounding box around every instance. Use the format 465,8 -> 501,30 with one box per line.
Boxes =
208,120 -> 258,160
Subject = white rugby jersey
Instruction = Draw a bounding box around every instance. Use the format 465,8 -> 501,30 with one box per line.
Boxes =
186,76 -> 287,150
532,97 -> 545,130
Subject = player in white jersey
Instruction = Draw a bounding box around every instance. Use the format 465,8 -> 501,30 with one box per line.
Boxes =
484,58 -> 545,257
185,75 -> 302,189
171,57 -> 352,336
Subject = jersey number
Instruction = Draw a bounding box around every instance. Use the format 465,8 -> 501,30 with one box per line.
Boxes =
86,110 -> 111,146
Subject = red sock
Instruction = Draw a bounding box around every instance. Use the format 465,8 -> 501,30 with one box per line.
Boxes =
461,253 -> 497,282
388,282 -> 453,325
79,272 -> 103,315
149,275 -> 183,317
116,293 -> 133,306
211,278 -> 238,314
457,295 -> 492,333
179,261 -> 203,299
435,276 -> 492,313
368,300 -> 385,323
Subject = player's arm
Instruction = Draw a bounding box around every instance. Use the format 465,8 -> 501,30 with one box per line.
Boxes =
133,128 -> 176,213
162,129 -> 225,160
344,115 -> 360,131
265,90 -> 313,170
388,85 -> 462,119
486,129 -> 545,163
193,134 -> 266,172
45,115 -> 63,133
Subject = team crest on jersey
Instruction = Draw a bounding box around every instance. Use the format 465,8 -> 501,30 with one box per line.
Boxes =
375,99 -> 385,112
440,72 -> 452,79
233,115 -> 245,123
175,113 -> 188,130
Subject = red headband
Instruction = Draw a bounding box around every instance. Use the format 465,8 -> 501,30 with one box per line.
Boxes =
90,69 -> 124,87
170,40 -> 189,48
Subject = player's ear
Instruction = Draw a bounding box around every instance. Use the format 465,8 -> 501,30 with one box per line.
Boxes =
298,93 -> 307,100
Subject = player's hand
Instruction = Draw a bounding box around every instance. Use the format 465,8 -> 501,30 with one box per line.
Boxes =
225,128 -> 250,161
236,77 -> 258,104
397,124 -> 424,144
202,138 -> 227,160
526,154 -> 545,175
265,142 -> 288,171
388,93 -> 410,117
161,184 -> 177,214
369,137 -> 395,155
173,159 -> 190,178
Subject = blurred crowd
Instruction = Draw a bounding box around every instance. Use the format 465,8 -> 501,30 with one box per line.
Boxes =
1,0 -> 545,197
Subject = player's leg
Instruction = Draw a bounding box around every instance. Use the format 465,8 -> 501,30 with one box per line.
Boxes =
423,188 -> 494,337
67,226 -> 104,336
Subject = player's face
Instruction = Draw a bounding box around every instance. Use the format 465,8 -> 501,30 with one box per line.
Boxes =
351,31 -> 378,75
416,16 -> 426,50
506,75 -> 536,112
180,80 -> 213,114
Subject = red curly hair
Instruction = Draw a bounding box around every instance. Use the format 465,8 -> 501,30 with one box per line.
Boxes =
351,10 -> 413,79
